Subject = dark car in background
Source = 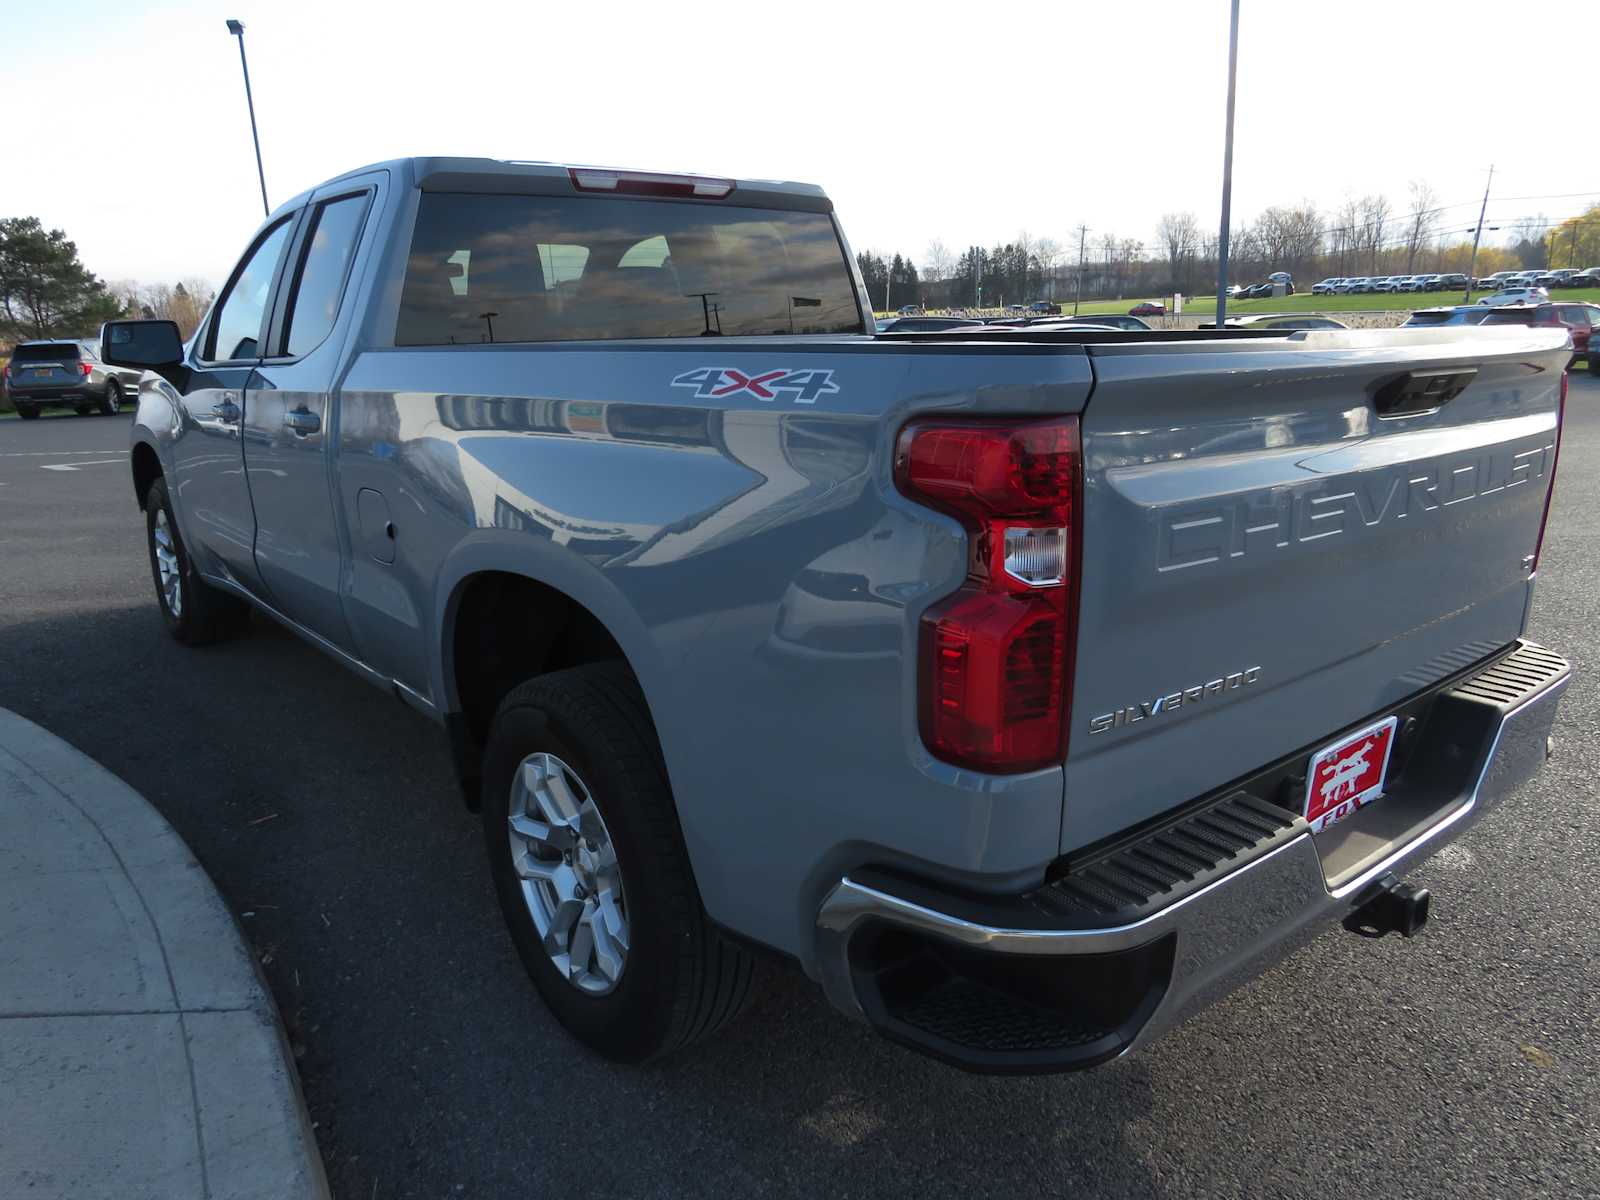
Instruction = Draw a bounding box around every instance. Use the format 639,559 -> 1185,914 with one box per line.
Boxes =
875,316 -> 982,333
3,339 -> 141,419
1402,306 -> 1495,327
1433,273 -> 1470,291
1200,314 -> 1349,330
1128,300 -> 1166,316
1051,314 -> 1152,331
1028,300 -> 1062,314
1481,302 -> 1600,365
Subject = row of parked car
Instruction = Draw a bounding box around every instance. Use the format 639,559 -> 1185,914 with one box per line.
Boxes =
1313,273 -> 1469,294
1401,300 -> 1600,366
1313,267 -> 1600,295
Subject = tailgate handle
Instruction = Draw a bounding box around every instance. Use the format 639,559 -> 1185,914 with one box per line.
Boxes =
1372,367 -> 1477,417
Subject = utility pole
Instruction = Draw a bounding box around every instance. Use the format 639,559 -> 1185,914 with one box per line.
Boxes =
884,259 -> 892,314
225,20 -> 269,218
1463,164 -> 1494,304
1073,225 -> 1089,315
1215,0 -> 1241,324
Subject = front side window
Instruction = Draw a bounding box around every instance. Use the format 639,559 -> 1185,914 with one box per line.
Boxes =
209,218 -> 293,361
396,193 -> 863,346
281,193 -> 371,357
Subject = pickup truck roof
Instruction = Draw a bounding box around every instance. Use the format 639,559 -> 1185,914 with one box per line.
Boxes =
268,157 -> 834,223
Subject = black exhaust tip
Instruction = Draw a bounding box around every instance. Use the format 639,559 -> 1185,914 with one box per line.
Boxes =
1343,873 -> 1431,939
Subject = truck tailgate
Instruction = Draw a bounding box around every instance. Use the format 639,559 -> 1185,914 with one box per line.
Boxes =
1062,326 -> 1566,853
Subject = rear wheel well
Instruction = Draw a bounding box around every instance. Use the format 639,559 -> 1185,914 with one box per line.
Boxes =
132,442 -> 162,511
449,572 -> 630,803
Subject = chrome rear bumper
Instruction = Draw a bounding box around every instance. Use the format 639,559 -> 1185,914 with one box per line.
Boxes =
815,641 -> 1569,1072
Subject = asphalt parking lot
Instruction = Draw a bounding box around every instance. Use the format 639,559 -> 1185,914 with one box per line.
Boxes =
2,386 -> 1597,1200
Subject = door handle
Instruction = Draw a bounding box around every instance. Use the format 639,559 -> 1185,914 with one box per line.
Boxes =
1372,367 -> 1477,418
284,406 -> 321,436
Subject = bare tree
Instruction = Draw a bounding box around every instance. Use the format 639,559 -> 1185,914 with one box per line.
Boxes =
1403,181 -> 1439,272
1155,212 -> 1200,292
1359,194 -> 1392,273
1033,236 -> 1064,299
922,239 -> 954,282
1331,196 -> 1361,275
1098,231 -> 1118,295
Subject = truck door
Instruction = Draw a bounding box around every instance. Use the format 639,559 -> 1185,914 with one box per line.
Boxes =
242,181 -> 380,652
171,214 -> 297,592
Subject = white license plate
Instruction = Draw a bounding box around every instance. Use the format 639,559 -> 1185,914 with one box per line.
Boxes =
1304,716 -> 1398,833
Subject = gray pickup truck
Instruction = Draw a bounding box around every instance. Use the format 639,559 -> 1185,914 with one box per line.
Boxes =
105,157 -> 1571,1073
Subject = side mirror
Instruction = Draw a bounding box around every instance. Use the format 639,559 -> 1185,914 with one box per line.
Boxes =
100,320 -> 184,369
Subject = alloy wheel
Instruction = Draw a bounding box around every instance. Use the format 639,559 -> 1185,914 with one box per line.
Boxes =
507,752 -> 629,994
153,509 -> 182,618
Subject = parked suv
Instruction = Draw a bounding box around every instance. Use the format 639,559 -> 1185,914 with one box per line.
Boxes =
1402,306 -> 1494,327
1482,302 -> 1600,365
4,339 -> 141,419
1478,286 -> 1551,306
1310,277 -> 1343,294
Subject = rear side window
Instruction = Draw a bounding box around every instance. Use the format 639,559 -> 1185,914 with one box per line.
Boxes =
396,193 -> 863,345
11,343 -> 81,362
281,192 -> 371,357
1557,305 -> 1590,326
1482,308 -> 1536,326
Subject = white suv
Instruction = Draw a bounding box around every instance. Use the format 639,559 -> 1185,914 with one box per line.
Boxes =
1477,286 -> 1550,306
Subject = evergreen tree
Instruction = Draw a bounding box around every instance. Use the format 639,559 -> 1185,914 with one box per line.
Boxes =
0,217 -> 124,342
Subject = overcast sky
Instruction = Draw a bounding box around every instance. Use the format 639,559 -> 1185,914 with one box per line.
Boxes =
7,0 -> 1592,288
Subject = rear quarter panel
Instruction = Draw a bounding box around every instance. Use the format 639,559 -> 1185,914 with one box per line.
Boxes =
335,340 -> 1093,964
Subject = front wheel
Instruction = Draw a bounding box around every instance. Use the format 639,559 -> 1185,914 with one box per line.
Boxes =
100,380 -> 122,416
144,476 -> 250,644
482,662 -> 754,1062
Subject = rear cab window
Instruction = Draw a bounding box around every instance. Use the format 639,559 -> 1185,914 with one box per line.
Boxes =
279,191 -> 372,357
396,193 -> 863,345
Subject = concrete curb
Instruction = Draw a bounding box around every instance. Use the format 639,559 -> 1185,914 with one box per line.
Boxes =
0,708 -> 330,1200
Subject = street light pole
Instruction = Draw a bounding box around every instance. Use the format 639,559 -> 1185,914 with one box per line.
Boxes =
1215,0 -> 1241,325
1073,224 -> 1089,316
226,19 -> 269,218
1463,164 -> 1493,305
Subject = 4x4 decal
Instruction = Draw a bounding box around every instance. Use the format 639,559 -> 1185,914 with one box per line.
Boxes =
670,367 -> 839,405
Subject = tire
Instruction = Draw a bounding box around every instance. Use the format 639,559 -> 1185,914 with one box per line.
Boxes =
75,405 -> 92,416
144,476 -> 250,645
16,404 -> 39,420
100,380 -> 122,416
482,662 -> 754,1062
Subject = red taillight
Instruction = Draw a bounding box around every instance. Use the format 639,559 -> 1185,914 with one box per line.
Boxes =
567,167 -> 734,199
79,362 -> 91,377
896,416 -> 1081,773
1530,371 -> 1566,575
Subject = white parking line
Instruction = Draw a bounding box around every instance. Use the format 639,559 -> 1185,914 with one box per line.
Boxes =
39,459 -> 124,472
0,450 -> 125,457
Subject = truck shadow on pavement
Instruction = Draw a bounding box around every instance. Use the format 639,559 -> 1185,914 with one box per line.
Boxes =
0,601 -> 1209,1198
